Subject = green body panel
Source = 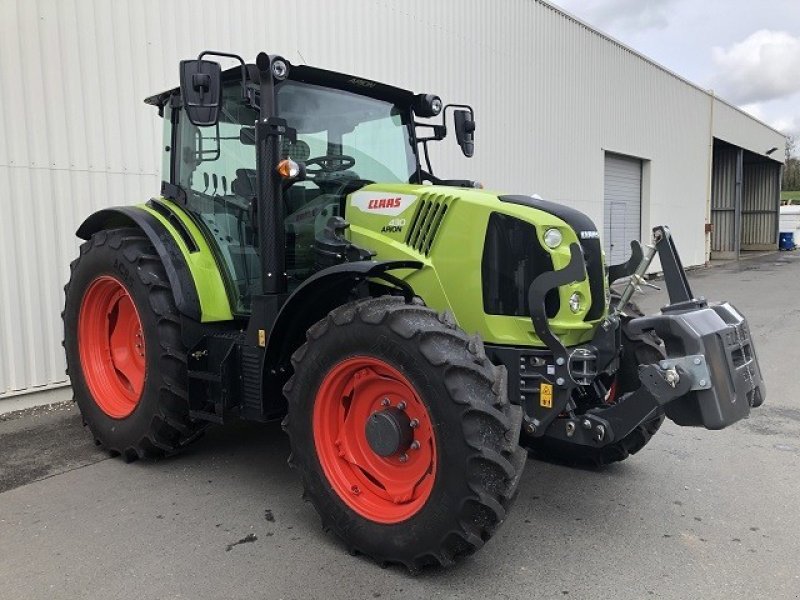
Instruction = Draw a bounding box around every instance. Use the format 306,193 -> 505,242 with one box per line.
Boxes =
133,185 -> 608,342
345,184 -> 607,347
139,200 -> 234,322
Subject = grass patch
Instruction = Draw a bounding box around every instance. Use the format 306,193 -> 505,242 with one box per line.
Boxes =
781,190 -> 800,204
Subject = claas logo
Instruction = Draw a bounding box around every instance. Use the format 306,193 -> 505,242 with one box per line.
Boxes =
367,197 -> 402,210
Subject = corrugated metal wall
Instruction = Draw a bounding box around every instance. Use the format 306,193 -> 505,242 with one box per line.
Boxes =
742,162 -> 780,249
0,0 -> 785,397
710,147 -> 740,256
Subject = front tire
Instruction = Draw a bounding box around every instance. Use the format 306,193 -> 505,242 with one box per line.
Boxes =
63,228 -> 204,461
283,296 -> 526,570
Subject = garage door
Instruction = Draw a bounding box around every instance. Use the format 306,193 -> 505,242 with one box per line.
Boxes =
603,153 -> 642,265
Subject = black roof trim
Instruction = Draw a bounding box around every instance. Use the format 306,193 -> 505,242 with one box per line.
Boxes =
144,59 -> 415,108
287,64 -> 414,106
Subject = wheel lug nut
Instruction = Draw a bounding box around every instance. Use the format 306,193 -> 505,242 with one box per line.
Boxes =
398,453 -> 408,463
381,398 -> 390,407
410,441 -> 420,450
397,401 -> 406,410
409,418 -> 419,428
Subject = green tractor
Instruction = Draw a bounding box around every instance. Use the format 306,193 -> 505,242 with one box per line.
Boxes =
63,51 -> 765,570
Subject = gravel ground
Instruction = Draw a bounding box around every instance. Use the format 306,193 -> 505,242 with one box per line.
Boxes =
1,251 -> 799,600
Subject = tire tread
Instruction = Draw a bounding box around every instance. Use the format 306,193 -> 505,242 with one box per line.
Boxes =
282,296 -> 525,571
63,228 -> 204,461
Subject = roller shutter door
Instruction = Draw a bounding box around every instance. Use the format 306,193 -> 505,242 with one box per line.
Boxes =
603,154 -> 642,264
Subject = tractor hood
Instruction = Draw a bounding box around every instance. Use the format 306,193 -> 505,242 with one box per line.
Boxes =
344,183 -> 608,347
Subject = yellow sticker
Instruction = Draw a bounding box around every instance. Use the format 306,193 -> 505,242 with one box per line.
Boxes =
540,383 -> 553,408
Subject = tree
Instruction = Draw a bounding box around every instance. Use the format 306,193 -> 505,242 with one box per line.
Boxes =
782,136 -> 800,192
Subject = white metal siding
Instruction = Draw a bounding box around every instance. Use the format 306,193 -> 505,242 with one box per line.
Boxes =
713,99 -> 785,160
603,154 -> 642,264
0,0 -> 785,397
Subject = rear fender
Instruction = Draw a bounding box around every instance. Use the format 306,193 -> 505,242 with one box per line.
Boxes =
76,202 -> 233,322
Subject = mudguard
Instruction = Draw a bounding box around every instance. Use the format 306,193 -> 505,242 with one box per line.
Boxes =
76,202 -> 233,322
264,260 -> 423,368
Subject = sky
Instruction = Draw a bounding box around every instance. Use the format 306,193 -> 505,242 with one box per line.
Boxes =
552,0 -> 800,144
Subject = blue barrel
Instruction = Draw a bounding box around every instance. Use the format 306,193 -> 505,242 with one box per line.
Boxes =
779,232 -> 795,251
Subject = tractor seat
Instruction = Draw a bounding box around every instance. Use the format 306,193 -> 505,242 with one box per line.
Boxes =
233,167 -> 321,216
282,138 -> 311,162
232,168 -> 257,200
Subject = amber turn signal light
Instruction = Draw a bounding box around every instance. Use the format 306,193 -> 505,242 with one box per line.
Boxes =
277,158 -> 301,179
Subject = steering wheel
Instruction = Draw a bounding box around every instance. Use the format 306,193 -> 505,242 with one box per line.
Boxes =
305,154 -> 356,173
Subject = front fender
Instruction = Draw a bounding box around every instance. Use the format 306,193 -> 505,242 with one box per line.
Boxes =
264,260 -> 423,368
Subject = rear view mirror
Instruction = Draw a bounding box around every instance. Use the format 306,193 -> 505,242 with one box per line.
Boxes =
179,59 -> 222,126
454,109 -> 475,158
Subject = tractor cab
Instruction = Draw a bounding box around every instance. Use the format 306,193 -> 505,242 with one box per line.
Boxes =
146,54 -> 475,314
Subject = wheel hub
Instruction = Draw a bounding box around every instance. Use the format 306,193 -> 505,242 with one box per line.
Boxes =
78,275 -> 146,419
312,356 -> 437,524
365,407 -> 413,457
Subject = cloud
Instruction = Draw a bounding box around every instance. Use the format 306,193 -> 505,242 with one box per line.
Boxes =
558,0 -> 680,33
770,115 -> 800,139
711,30 -> 800,104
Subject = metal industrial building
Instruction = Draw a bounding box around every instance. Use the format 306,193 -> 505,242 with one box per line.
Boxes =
0,0 -> 786,402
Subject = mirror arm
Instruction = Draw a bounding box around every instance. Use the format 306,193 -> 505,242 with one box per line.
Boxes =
414,122 -> 446,143
422,140 -> 434,176
414,102 -> 476,173
414,122 -> 447,176
197,50 -> 248,103
441,104 -> 475,126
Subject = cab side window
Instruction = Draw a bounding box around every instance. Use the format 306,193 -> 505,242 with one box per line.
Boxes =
176,82 -> 260,313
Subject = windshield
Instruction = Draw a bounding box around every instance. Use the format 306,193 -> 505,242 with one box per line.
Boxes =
276,81 -> 417,183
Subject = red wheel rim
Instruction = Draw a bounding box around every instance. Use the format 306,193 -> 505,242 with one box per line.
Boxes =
313,357 -> 437,524
78,276 -> 146,419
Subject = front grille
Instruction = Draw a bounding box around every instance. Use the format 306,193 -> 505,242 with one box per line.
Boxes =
498,195 -> 607,322
404,193 -> 451,255
482,213 -> 560,318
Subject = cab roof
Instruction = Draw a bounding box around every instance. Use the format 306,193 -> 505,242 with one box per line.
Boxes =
144,61 -> 416,110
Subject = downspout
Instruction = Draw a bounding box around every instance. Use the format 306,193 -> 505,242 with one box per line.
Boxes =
705,90 -> 715,265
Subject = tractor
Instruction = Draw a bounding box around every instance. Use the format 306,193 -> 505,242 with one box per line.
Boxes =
63,51 -> 765,571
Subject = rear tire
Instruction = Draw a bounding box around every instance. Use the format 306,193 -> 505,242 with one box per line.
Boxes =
63,228 -> 205,461
283,296 -> 526,571
524,296 -> 666,467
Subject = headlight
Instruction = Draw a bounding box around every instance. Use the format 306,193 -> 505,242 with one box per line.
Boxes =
569,292 -> 583,313
543,228 -> 563,249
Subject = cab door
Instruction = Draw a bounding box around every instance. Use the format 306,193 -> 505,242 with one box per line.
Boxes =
175,81 -> 261,313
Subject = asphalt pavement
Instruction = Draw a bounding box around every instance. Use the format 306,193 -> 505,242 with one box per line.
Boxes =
1,251 -> 799,600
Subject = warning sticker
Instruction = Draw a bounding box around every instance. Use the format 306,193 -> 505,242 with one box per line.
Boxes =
540,383 -> 553,408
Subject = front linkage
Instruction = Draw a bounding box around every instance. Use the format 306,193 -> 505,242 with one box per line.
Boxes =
491,226 -> 765,447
